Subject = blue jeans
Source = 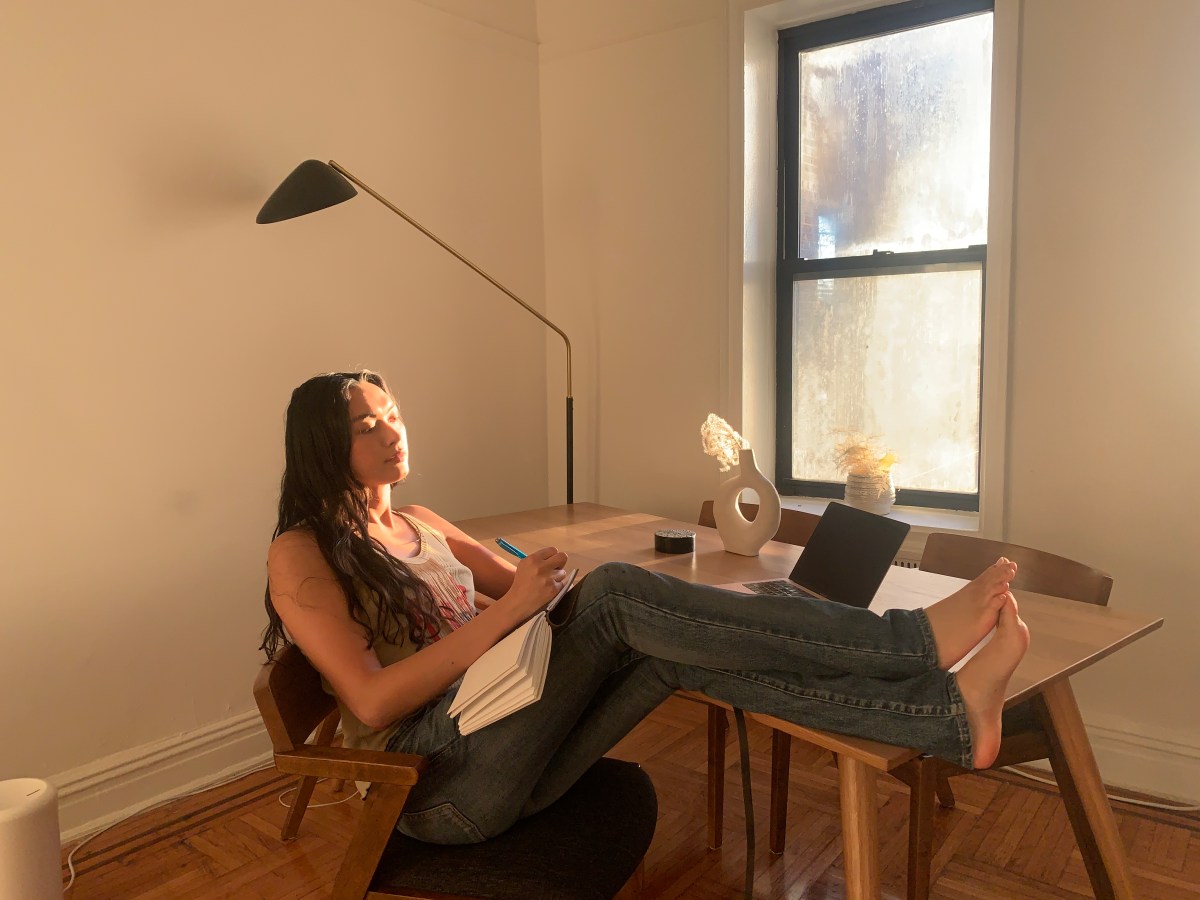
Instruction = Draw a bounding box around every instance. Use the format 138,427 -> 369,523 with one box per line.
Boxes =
387,562 -> 970,844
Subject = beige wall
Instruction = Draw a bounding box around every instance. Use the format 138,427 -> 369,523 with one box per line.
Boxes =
538,0 -> 732,519
0,0 -> 547,785
1004,0 -> 1200,786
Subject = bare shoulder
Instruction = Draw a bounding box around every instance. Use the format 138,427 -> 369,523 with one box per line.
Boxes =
268,527 -> 322,571
267,527 -> 341,607
400,504 -> 455,533
265,531 -> 369,675
400,505 -> 480,547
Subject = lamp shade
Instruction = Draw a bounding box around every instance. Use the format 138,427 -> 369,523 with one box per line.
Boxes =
256,159 -> 358,224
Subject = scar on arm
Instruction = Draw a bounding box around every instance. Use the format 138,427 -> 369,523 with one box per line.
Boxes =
269,573 -> 342,612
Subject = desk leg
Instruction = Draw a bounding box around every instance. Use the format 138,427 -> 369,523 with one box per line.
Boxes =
707,704 -> 727,850
1035,681 -> 1136,900
838,754 -> 881,900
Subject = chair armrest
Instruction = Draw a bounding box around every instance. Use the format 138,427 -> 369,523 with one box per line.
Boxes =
274,746 -> 427,785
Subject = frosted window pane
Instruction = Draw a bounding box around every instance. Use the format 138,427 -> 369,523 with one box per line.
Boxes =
791,268 -> 981,493
797,14 -> 992,258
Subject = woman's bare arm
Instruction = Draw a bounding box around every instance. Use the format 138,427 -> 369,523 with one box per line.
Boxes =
267,528 -> 566,729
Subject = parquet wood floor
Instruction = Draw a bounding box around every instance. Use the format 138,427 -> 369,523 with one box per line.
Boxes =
62,696 -> 1200,898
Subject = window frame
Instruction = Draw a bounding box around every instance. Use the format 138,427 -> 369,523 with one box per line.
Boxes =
773,0 -> 996,513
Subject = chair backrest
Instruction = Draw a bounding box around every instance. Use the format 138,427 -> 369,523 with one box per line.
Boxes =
253,643 -> 339,753
698,500 -> 821,548
920,532 -> 1113,606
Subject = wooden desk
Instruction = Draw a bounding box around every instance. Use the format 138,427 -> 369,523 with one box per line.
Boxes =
456,503 -> 1163,900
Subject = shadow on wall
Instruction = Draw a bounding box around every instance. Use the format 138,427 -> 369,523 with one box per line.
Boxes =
129,125 -> 268,226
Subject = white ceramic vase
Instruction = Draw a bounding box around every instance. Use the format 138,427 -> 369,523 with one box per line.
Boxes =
843,471 -> 896,515
712,448 -> 782,556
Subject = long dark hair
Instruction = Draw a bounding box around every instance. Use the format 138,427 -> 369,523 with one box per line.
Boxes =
259,370 -> 441,660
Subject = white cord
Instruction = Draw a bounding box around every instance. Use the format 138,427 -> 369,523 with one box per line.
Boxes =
277,778 -> 361,810
1000,765 -> 1200,812
62,764 -> 358,892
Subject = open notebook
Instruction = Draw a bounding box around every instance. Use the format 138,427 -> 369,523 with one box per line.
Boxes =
449,568 -> 579,735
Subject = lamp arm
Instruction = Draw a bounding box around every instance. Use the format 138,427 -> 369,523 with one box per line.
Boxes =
329,160 -> 572,399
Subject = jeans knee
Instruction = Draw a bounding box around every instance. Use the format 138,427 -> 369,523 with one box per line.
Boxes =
595,560 -> 640,578
561,562 -> 642,625
587,561 -> 648,592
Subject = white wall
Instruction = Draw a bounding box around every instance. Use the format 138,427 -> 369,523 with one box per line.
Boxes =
1004,0 -> 1200,794
0,0 -> 547,826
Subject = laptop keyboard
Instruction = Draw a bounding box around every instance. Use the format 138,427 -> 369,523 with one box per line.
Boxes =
743,580 -> 820,600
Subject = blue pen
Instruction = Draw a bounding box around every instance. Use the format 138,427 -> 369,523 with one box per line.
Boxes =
494,537 -> 527,559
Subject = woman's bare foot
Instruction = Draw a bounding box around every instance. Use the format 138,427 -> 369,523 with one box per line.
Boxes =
954,593 -> 1030,769
925,558 -> 1017,669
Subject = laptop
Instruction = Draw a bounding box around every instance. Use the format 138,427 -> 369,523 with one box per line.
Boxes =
735,502 -> 911,609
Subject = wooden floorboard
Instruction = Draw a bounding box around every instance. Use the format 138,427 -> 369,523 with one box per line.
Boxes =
63,696 -> 1200,898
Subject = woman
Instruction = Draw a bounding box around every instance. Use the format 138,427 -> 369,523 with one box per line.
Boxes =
262,370 -> 1029,844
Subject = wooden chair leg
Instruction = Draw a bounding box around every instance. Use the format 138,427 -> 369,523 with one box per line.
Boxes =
281,713 -> 342,841
328,730 -> 347,793
838,755 -> 881,900
768,729 -> 792,854
934,771 -> 956,809
707,704 -> 728,849
331,781 -> 413,900
281,774 -> 320,842
906,758 -> 936,900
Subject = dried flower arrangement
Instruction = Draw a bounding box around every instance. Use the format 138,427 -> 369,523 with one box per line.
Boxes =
700,414 -> 746,472
833,431 -> 897,496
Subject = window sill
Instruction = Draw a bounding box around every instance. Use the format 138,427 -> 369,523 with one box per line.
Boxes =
780,495 -> 981,563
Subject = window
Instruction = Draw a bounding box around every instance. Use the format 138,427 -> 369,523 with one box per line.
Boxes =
775,0 -> 994,512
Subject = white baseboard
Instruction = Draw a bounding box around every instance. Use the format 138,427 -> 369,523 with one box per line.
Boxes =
1087,723 -> 1200,806
51,710 -> 274,843
1012,723 -> 1200,807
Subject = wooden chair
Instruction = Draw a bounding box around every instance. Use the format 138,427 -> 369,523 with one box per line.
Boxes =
890,532 -> 1114,899
919,532 -> 1113,607
688,500 -> 820,848
253,643 -> 657,900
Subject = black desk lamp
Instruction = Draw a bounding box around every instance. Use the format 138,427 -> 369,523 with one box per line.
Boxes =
258,159 -> 574,504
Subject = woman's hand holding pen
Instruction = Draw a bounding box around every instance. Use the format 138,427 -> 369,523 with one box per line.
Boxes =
501,546 -> 570,621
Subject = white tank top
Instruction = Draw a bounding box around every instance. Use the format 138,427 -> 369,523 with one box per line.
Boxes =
328,512 -> 477,753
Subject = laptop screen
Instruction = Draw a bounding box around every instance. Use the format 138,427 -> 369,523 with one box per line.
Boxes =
788,503 -> 911,608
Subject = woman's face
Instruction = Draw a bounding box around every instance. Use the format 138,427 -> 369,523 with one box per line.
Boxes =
346,380 -> 409,487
